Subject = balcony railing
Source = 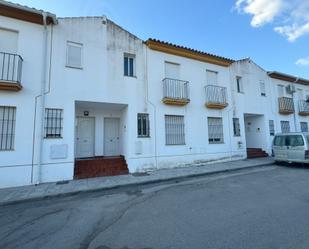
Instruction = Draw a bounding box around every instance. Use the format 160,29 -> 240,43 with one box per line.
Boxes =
0,52 -> 23,91
205,85 -> 228,109
278,97 -> 294,114
162,78 -> 190,105
298,100 -> 309,116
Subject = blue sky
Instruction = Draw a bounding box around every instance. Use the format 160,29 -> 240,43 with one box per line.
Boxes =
9,0 -> 309,79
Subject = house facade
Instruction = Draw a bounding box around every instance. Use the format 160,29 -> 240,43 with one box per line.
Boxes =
1,1 -> 309,188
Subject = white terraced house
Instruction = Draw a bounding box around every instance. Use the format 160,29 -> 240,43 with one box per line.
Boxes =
1,1 -> 309,188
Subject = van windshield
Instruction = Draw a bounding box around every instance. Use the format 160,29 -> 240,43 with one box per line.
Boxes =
274,135 -> 304,146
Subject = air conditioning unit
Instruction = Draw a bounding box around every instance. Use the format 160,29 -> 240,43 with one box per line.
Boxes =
286,84 -> 296,94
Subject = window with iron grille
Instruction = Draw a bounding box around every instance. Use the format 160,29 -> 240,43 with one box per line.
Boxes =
269,120 -> 275,136
233,118 -> 241,136
0,106 -> 16,150
260,80 -> 266,96
280,121 -> 290,133
300,122 -> 308,132
165,115 -> 185,145
137,113 -> 150,137
208,117 -> 224,143
124,54 -> 135,77
45,108 -> 63,138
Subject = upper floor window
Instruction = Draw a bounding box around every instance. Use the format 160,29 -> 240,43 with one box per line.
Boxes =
206,70 -> 218,86
236,76 -> 243,93
165,62 -> 180,79
0,106 -> 16,151
260,80 -> 266,96
0,28 -> 18,54
124,54 -> 135,77
66,41 -> 83,69
301,122 -> 308,132
45,108 -> 63,138
137,113 -> 150,137
277,85 -> 285,97
280,121 -> 290,133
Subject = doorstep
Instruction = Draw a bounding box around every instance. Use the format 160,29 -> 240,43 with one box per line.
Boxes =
0,157 -> 275,206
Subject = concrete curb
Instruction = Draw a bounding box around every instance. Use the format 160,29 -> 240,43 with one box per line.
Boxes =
0,162 -> 275,207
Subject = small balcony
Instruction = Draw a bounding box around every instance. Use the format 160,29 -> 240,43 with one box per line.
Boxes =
0,52 -> 23,91
298,100 -> 309,116
205,85 -> 228,109
278,97 -> 294,114
162,78 -> 190,106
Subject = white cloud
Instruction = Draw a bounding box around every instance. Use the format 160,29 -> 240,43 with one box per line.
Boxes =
236,0 -> 283,27
235,0 -> 309,41
296,57 -> 309,66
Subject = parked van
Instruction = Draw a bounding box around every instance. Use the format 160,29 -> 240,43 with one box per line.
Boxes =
272,132 -> 309,164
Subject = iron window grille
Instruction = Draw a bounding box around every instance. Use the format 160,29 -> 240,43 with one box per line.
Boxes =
45,108 -> 63,138
137,113 -> 150,137
233,118 -> 241,136
0,106 -> 16,151
269,120 -> 275,136
300,122 -> 308,132
280,121 -> 290,133
124,54 -> 135,77
165,115 -> 185,145
208,117 -> 224,144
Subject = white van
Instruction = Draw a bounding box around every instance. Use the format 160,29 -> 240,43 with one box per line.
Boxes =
272,132 -> 309,164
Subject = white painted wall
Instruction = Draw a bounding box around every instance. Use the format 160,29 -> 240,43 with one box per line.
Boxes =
1,13 -> 309,188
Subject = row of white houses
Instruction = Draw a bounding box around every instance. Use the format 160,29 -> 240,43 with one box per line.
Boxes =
1,1 -> 309,188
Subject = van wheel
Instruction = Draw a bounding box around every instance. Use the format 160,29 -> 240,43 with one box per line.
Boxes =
275,161 -> 283,166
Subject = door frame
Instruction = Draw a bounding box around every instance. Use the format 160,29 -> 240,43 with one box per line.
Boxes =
75,116 -> 95,158
104,117 -> 120,156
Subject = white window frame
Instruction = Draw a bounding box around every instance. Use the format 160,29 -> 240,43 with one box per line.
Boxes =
165,115 -> 185,145
300,122 -> 308,132
44,108 -> 63,139
269,120 -> 275,136
260,80 -> 266,96
66,41 -> 83,69
233,118 -> 241,137
236,76 -> 243,93
137,113 -> 150,138
206,70 -> 218,86
280,121 -> 290,133
0,106 -> 16,151
124,53 -> 136,77
208,117 -> 224,144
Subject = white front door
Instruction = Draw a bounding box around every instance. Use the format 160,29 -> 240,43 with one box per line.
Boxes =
76,117 -> 95,158
104,118 -> 120,156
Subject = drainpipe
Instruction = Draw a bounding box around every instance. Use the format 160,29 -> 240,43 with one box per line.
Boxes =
144,44 -> 158,168
36,12 -> 49,184
292,77 -> 299,132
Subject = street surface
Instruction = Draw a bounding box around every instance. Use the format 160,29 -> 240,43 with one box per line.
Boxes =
1,165 -> 309,249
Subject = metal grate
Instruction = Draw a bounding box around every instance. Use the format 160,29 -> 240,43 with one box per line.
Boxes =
269,120 -> 275,136
165,115 -> 185,145
233,118 -> 241,136
137,113 -> 150,137
0,106 -> 16,150
280,121 -> 290,133
45,108 -> 63,138
300,122 -> 308,132
208,117 -> 224,144
0,52 -> 23,83
162,78 -> 189,100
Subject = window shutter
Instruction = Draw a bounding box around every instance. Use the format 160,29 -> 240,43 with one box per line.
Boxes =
207,70 -> 218,86
67,42 -> 82,68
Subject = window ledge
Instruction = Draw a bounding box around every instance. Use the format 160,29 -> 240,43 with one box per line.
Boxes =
66,65 -> 83,70
124,75 -> 137,78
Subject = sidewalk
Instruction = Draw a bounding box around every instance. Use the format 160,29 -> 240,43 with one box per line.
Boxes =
0,157 -> 274,206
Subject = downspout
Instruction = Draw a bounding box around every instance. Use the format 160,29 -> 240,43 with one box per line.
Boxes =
144,44 -> 158,168
292,77 -> 299,132
36,12 -> 49,184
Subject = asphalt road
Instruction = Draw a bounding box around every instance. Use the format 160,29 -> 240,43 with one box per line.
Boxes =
1,165 -> 309,249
